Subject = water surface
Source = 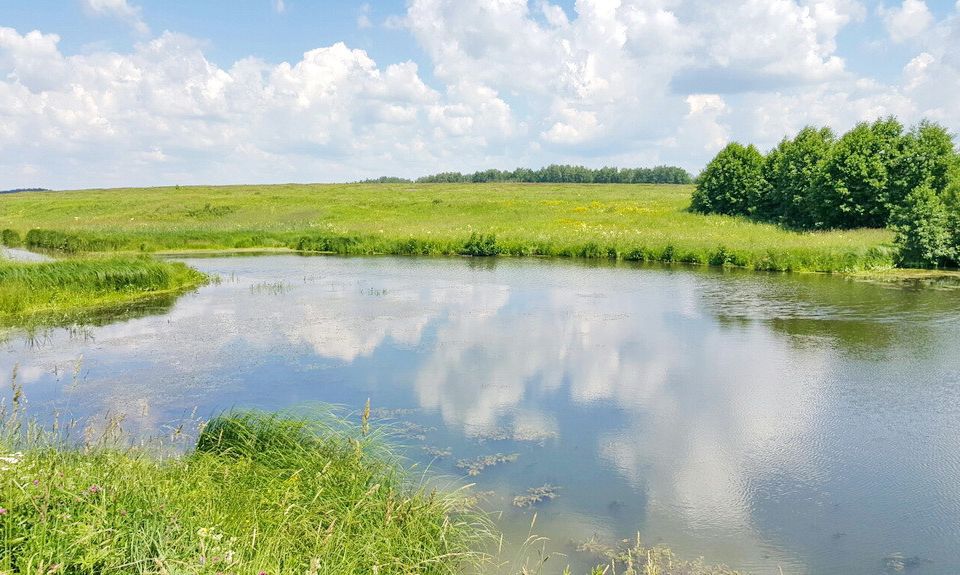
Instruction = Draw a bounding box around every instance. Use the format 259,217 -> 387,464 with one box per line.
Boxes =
3,255 -> 960,574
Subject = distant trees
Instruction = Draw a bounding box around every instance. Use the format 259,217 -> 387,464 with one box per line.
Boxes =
411,164 -> 692,184
691,117 -> 960,268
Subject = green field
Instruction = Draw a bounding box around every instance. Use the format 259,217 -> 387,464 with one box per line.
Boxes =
0,183 -> 895,272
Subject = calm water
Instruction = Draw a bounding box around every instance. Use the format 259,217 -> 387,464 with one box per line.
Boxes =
3,255 -> 960,574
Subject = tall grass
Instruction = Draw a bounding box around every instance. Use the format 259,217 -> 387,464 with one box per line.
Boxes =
0,183 -> 898,273
0,257 -> 207,327
0,408 -> 489,574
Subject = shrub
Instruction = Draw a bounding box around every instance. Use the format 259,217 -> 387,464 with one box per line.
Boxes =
891,184 -> 954,267
0,228 -> 21,247
690,143 -> 766,216
460,233 -> 501,256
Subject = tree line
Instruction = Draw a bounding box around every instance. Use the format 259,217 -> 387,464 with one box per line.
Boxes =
360,164 -> 692,185
690,118 -> 960,268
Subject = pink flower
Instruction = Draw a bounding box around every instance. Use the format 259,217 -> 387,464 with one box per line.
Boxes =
88,485 -> 101,494
0,508 -> 7,515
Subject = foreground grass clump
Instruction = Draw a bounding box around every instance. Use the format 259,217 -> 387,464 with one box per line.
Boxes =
0,257 -> 207,326
0,410 -> 485,574
0,183 -> 896,272
578,534 -> 742,575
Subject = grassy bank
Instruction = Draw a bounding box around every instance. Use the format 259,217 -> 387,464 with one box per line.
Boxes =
0,256 -> 207,327
0,410 -> 487,574
0,183 -> 895,272
0,407 -> 744,575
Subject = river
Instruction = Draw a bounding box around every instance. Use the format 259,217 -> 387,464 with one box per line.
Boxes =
3,254 -> 959,574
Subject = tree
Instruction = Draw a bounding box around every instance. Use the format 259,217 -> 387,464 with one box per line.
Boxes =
891,183 -> 954,267
888,120 -> 957,206
760,126 -> 834,228
814,117 -> 905,228
690,143 -> 766,216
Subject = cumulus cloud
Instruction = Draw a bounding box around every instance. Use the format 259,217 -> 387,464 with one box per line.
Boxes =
880,0 -> 934,42
1,0 -> 960,188
0,28 -> 515,187
82,0 -> 150,35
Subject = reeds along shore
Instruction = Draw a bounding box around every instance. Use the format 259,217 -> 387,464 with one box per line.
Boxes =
0,256 -> 207,327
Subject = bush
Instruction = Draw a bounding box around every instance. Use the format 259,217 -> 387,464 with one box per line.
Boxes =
891,184 -> 954,267
460,233 -> 501,256
0,228 -> 21,247
690,143 -> 766,216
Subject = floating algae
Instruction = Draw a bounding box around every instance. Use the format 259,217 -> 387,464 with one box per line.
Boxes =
512,484 -> 560,508
474,426 -> 557,445
455,453 -> 519,476
421,445 -> 452,458
370,407 -> 421,419
390,420 -> 436,441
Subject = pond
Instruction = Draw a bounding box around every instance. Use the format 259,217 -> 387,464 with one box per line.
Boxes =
3,255 -> 960,574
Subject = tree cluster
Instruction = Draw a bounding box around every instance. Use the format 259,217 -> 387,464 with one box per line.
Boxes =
359,165 -> 692,185
690,118 -> 960,268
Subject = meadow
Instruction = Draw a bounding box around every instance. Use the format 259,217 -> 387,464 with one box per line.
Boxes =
0,183 -> 895,273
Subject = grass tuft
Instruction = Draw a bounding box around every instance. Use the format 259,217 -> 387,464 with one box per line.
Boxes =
0,257 -> 208,327
0,409 -> 489,574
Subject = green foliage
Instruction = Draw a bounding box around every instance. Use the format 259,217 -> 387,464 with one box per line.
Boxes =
413,164 -> 692,184
0,257 -> 207,326
892,184 -> 956,267
690,143 -> 766,216
760,127 -> 834,228
691,116 -> 960,268
460,233 -> 501,256
0,410 -> 486,574
0,228 -> 21,247
888,121 -> 958,207
814,117 -> 906,229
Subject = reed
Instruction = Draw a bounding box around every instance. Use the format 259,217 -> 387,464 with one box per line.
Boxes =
0,408 -> 490,574
0,257 -> 207,327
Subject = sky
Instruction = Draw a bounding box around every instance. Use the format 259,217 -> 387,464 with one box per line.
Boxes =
1,0 -> 959,189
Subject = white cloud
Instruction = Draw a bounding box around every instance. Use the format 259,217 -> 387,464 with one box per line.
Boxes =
2,0 -> 960,188
274,0 -> 286,14
880,0 -> 934,42
82,0 -> 150,35
357,3 -> 372,29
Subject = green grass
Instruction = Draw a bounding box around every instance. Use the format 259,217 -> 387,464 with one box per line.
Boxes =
0,409 -> 488,575
0,183 -> 896,272
0,256 -> 208,327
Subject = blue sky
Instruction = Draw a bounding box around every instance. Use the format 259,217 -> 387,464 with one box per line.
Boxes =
1,0 -> 959,188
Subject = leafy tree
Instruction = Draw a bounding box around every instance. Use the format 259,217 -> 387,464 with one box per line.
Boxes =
690,143 -> 766,216
888,120 -> 957,206
891,183 -> 954,267
760,126 -> 834,228
813,117 -> 905,229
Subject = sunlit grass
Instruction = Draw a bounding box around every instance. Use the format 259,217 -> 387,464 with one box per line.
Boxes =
1,183 -> 896,272
0,257 -> 207,327
0,408 -> 489,574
